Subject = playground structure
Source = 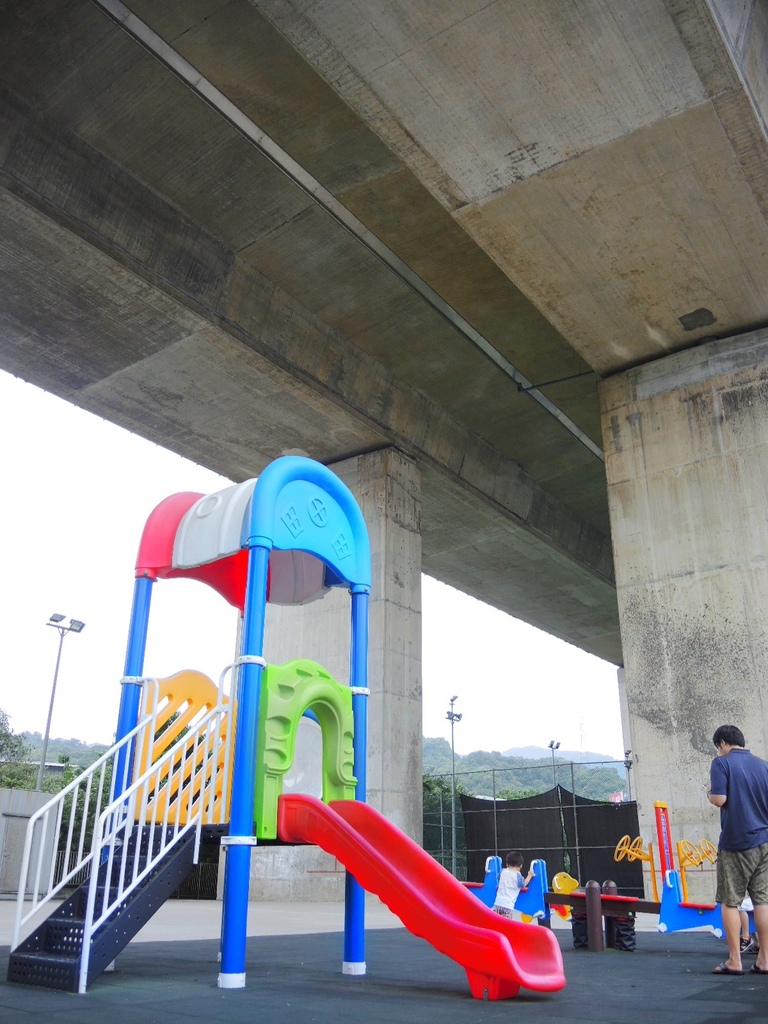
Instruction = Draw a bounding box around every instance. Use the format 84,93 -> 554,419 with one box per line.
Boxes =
613,835 -> 660,903
463,854 -> 505,907
562,800 -> 724,941
7,456 -> 565,1001
650,801 -> 723,938
464,855 -> 551,917
469,800 -> 727,949
467,854 -> 654,952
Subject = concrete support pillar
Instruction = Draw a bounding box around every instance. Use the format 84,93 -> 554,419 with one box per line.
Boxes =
247,447 -> 423,900
599,329 -> 768,901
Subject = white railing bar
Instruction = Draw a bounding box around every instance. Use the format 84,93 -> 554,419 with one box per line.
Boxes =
116,794 -> 130,899
11,710 -> 157,949
105,703 -> 221,831
131,781 -> 145,891
92,764 -> 107,840
46,799 -> 65,897
91,702 -> 224,873
78,703 -> 226,992
178,745 -> 188,834
203,726 -> 216,823
15,680 -> 229,987
198,726 -> 211,822
79,838 -> 102,995
31,814 -> 49,909
217,662 -> 236,825
78,819 -> 197,992
61,782 -> 78,887
75,772 -> 94,865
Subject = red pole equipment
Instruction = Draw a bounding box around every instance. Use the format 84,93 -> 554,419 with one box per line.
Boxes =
653,801 -> 675,876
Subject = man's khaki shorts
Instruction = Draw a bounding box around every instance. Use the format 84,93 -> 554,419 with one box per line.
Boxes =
716,842 -> 768,907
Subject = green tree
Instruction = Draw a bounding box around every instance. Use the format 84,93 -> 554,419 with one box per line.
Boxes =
423,737 -> 628,802
0,712 -> 93,793
0,709 -> 35,788
57,758 -> 113,856
423,773 -> 473,878
21,732 -> 110,771
496,787 -> 539,800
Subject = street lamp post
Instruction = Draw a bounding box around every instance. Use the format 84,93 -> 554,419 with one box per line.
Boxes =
446,696 -> 462,877
36,614 -> 86,791
548,739 -> 560,790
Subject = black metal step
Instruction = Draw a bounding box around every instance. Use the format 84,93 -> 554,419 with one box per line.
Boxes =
7,828 -> 197,992
39,915 -> 85,957
7,951 -> 81,992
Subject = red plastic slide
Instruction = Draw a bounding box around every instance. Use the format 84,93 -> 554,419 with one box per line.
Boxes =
277,794 -> 565,1000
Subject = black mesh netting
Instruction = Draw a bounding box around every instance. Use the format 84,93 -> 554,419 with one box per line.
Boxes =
461,786 -> 643,895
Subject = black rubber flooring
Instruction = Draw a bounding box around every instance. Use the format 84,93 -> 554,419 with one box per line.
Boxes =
1,927 -> 766,1024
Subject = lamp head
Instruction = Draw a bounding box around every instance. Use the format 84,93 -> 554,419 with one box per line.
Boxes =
48,613 -> 65,623
68,619 -> 86,633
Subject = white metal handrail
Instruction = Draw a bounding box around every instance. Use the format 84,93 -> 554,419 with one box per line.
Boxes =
11,711 -> 155,950
77,700 -> 229,992
12,665 -> 234,960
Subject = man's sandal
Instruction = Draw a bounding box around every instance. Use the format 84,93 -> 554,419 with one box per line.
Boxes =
712,961 -> 744,975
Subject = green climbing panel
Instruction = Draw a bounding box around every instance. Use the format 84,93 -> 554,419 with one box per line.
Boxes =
254,659 -> 356,839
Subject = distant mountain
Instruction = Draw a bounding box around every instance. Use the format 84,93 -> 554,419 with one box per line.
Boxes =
21,732 -> 110,769
423,737 -> 620,766
501,746 -> 619,763
422,737 -> 627,801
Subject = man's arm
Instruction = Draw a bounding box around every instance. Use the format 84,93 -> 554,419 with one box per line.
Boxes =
708,759 -> 727,807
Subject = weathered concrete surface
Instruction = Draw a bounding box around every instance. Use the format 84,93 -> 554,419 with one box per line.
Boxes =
0,0 -> 766,666
600,329 -> 768,897
252,449 -> 422,900
2,0 -> 768,877
261,0 -> 768,374
0,0 -> 626,665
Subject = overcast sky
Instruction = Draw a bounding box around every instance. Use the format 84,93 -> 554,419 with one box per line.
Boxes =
0,370 -> 624,760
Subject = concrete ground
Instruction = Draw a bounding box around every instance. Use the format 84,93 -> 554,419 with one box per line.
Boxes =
0,894 -> 661,948
1,898 -> 761,1024
0,894 -> 404,948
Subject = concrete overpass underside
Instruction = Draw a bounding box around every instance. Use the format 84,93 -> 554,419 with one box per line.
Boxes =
2,0 -> 768,895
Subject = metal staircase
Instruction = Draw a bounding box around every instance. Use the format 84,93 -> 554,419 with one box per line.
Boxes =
7,673 -> 231,993
8,824 -> 197,991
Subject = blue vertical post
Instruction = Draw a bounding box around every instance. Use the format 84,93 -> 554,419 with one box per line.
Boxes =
114,575 -> 154,799
218,544 -> 270,989
343,587 -> 369,973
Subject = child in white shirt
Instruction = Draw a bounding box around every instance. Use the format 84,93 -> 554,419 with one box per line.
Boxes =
492,851 -> 535,920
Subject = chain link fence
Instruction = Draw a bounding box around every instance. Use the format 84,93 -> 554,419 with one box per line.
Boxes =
424,759 -> 642,894
54,848 -> 220,900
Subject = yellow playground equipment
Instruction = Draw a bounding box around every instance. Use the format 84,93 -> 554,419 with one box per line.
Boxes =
614,834 -> 718,904
613,834 -> 660,903
131,659 -> 356,835
675,839 -> 718,903
551,871 -> 579,920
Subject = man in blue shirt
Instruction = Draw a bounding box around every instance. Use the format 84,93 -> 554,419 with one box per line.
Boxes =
708,725 -> 768,975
